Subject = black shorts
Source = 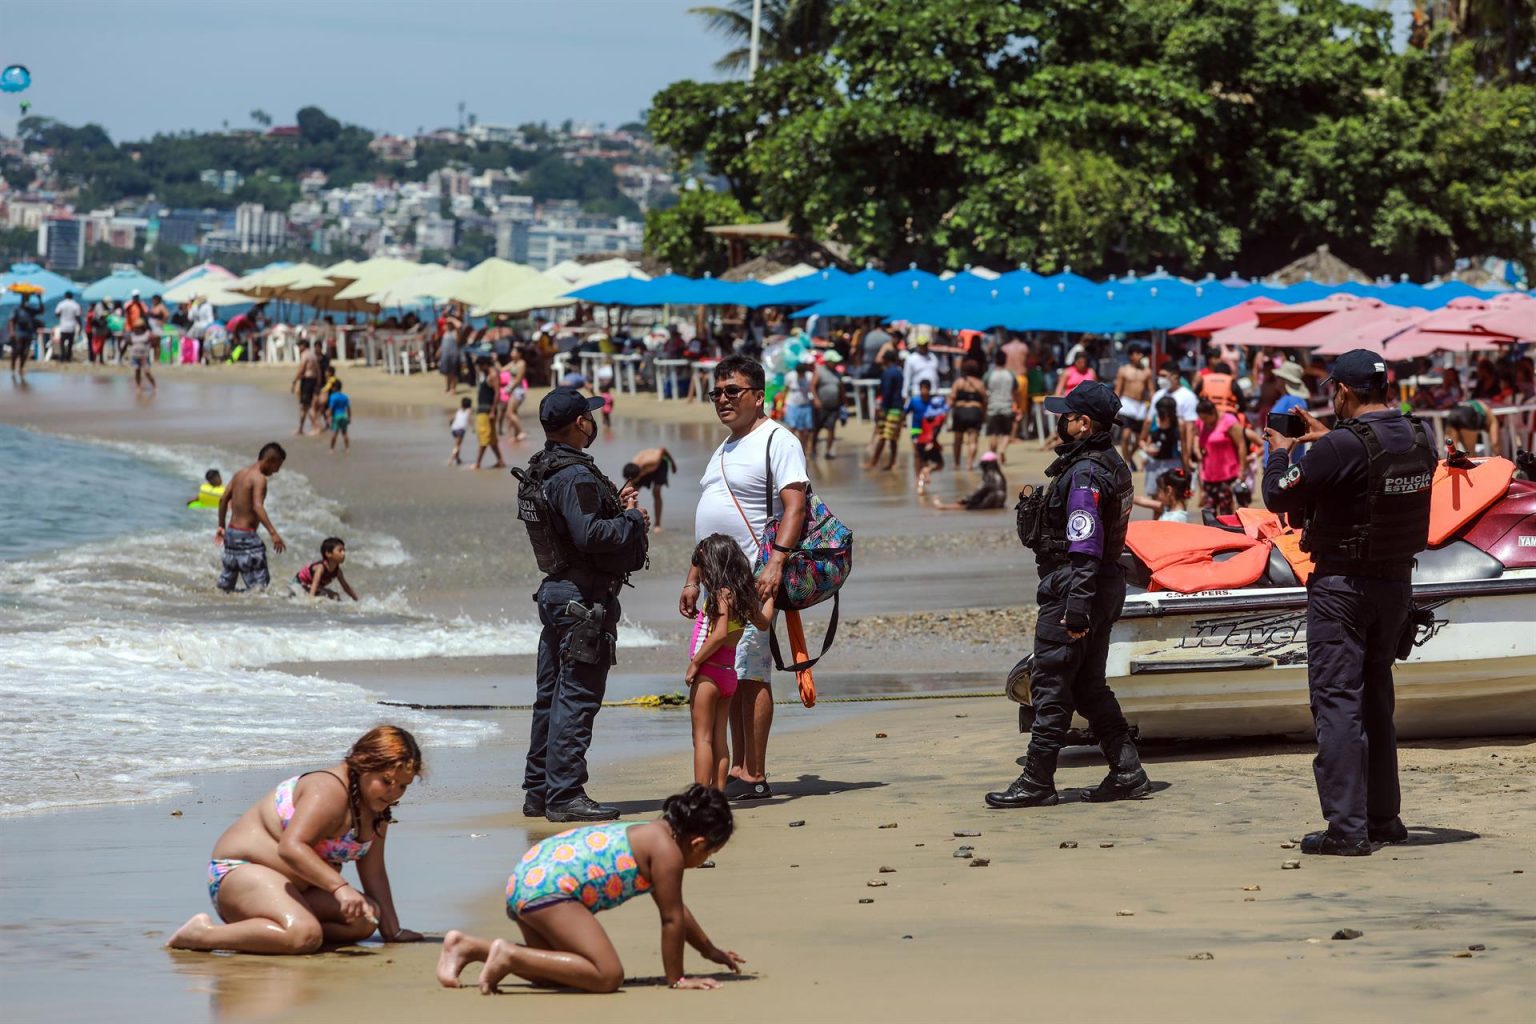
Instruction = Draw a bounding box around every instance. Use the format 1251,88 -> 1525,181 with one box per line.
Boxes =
633,459 -> 670,489
1447,403 -> 1487,431
299,379 -> 317,406
916,442 -> 945,467
985,412 -> 1015,437
1120,416 -> 1146,436
952,406 -> 984,432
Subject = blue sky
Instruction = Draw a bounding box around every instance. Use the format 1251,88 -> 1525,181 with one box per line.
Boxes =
1,0 -> 729,141
1,1 -> 1416,142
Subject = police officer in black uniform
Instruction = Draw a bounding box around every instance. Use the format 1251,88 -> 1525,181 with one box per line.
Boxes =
514,388 -> 650,822
1262,349 -> 1435,856
986,381 -> 1151,808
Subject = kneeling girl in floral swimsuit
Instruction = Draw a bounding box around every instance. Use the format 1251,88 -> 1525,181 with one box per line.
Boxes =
438,784 -> 744,994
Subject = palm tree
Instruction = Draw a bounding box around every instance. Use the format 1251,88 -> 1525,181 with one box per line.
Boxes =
689,0 -> 844,74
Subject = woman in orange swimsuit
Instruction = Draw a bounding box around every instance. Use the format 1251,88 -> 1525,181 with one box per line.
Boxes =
167,726 -> 424,954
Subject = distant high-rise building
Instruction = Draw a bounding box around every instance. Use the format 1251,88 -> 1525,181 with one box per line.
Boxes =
39,217 -> 85,271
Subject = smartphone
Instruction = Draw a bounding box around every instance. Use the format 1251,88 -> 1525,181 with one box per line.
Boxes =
1267,411 -> 1307,439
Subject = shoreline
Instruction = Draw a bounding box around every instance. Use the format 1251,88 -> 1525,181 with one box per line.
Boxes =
3,366 -> 1533,1023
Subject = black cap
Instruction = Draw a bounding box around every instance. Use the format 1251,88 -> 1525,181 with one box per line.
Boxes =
539,387 -> 605,430
1044,380 -> 1121,426
1324,349 -> 1388,391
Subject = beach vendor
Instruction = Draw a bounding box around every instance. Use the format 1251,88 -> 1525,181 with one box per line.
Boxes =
167,726 -> 424,953
437,785 -> 744,993
1262,349 -> 1435,856
514,388 -> 650,823
216,443 -> 287,592
987,381 -> 1150,808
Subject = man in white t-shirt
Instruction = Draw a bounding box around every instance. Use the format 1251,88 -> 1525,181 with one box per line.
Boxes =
902,335 -> 939,400
1144,359 -> 1200,471
54,291 -> 82,362
686,354 -> 809,801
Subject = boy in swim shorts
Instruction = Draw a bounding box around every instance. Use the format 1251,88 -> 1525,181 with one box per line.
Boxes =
217,443 -> 287,592
448,397 -> 472,465
291,536 -> 359,601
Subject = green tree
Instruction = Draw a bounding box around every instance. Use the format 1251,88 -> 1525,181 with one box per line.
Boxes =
643,188 -> 755,276
296,106 -> 342,144
690,0 -> 845,73
652,0 -> 1536,276
250,109 -> 272,128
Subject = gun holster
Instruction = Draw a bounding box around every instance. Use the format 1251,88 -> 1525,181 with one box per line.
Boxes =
565,600 -> 611,666
1396,606 -> 1435,661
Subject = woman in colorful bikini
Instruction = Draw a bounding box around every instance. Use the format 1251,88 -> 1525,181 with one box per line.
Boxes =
167,726 -> 424,954
438,784 -> 744,994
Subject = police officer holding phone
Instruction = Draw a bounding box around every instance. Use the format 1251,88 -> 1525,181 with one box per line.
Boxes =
986,381 -> 1151,809
1262,350 -> 1436,856
514,388 -> 650,822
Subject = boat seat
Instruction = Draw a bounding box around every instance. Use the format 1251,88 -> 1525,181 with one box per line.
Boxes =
1264,545 -> 1300,588
1413,539 -> 1504,584
1119,549 -> 1152,589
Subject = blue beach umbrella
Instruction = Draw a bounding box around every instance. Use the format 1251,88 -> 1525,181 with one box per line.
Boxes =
83,268 -> 169,304
0,262 -> 80,308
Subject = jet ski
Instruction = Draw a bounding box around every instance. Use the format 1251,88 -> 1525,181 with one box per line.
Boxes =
1008,453 -> 1536,741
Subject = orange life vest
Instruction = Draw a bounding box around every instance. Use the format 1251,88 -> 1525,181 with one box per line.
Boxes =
1201,372 -> 1240,415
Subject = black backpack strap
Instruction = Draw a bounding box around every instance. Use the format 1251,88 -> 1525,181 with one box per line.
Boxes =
764,426 -> 775,523
766,592 -> 841,673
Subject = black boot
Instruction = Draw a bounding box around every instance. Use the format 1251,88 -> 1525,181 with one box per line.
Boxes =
985,751 -> 1059,808
1085,734 -> 1151,802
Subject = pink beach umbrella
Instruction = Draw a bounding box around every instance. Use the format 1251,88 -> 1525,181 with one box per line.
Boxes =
1169,296 -> 1284,338
1311,305 -> 1427,356
1210,295 -> 1397,350
1467,292 -> 1536,341
1382,296 -> 1519,359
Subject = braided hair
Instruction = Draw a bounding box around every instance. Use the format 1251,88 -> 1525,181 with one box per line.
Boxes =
661,784 -> 734,851
344,725 -> 423,832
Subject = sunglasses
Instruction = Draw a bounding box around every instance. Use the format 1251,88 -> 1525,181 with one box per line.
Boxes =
707,385 -> 759,402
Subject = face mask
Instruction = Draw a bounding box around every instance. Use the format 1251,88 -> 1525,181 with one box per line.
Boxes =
580,418 -> 597,449
1056,416 -> 1077,443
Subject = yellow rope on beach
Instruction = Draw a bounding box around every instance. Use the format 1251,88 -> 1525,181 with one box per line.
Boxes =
377,692 -> 997,713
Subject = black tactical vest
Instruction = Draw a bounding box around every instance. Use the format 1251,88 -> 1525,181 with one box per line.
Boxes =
1028,435 -> 1132,571
1302,417 -> 1435,576
513,447 -> 630,578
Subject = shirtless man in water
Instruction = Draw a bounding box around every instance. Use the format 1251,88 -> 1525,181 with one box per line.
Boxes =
292,340 -> 321,436
217,443 -> 287,592
621,447 -> 677,532
1114,343 -> 1154,462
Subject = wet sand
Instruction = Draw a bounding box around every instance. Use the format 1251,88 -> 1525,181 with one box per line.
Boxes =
2,363 -> 1533,1023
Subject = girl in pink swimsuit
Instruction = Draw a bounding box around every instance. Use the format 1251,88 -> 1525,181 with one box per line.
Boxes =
167,726 -> 425,955
684,534 -> 775,790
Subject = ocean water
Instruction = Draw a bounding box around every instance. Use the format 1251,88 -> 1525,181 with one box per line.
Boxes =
0,425 -> 659,816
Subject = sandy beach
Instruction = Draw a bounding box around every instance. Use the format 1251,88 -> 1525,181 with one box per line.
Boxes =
1,362 -> 1532,1023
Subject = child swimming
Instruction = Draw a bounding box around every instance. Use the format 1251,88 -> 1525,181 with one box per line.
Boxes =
187,469 -> 224,509
437,784 -> 744,994
291,537 -> 359,601
686,534 -> 773,790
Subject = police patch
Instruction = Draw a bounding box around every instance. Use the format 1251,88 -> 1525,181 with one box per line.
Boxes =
1066,509 -> 1096,542
1278,464 -> 1302,490
575,481 -> 602,513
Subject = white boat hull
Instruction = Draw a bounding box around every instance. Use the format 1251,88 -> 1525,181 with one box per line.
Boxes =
1096,571 -> 1536,740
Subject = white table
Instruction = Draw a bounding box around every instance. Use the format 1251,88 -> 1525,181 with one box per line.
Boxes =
578,351 -> 607,385
690,360 -> 720,404
611,353 -> 642,395
654,358 -> 692,401
851,378 -> 880,421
